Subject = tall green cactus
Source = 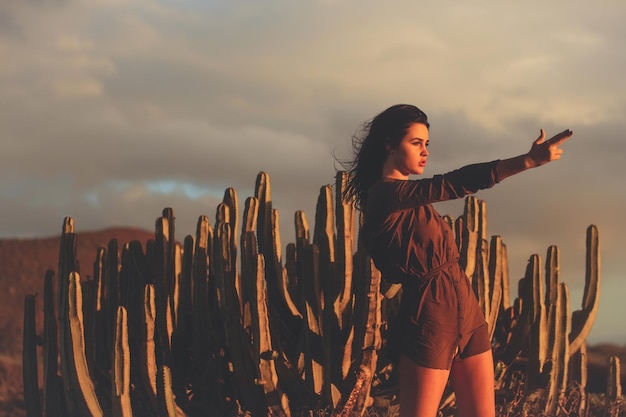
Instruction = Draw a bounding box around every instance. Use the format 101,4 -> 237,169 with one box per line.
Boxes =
332,255 -> 382,417
112,306 -> 133,417
214,206 -> 266,416
300,240 -> 325,398
43,269 -> 65,416
254,253 -> 291,417
313,184 -> 340,406
606,356 -> 622,416
536,247 -> 570,415
569,225 -> 601,355
22,172 -> 611,417
543,282 -> 570,415
64,271 -> 104,417
241,193 -> 293,417
492,225 -> 601,414
156,365 -> 177,417
89,246 -> 111,395
334,171 -> 356,326
528,253 -> 547,390
487,236 -> 505,339
222,189 -> 241,320
154,216 -> 173,365
458,196 -> 479,280
140,284 -> 158,414
569,341 -> 588,416
23,294 -> 43,417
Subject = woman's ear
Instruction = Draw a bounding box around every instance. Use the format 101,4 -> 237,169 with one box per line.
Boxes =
384,143 -> 393,154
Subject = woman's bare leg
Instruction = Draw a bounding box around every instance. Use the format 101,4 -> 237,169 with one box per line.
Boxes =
449,350 -> 495,417
398,354 -> 450,417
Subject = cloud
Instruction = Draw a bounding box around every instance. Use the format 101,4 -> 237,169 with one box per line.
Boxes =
1,0 -> 625,342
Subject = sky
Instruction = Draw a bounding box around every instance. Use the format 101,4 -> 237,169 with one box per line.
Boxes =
1,0 -> 625,344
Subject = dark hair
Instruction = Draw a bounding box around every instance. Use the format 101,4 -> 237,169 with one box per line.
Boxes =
340,104 -> 429,210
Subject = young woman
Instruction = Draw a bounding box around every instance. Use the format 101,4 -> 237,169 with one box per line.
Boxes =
342,104 -> 573,417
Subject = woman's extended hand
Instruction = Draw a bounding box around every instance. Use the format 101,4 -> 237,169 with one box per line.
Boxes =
527,129 -> 574,168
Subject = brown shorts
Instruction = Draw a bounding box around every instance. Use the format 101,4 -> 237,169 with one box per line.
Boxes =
385,263 -> 492,370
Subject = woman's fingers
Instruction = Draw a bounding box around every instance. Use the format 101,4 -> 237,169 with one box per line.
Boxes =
553,148 -> 564,160
534,128 -> 546,145
547,129 -> 574,146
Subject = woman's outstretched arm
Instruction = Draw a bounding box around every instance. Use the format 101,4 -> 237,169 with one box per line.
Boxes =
496,128 -> 574,181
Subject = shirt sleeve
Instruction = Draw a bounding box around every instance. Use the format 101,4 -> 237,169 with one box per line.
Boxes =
385,160 -> 501,210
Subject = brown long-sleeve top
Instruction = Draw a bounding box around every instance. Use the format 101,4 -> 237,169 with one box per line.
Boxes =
360,160 -> 505,284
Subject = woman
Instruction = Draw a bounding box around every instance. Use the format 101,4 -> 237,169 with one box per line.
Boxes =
342,104 -> 573,417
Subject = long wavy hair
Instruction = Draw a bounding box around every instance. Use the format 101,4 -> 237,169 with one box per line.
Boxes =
340,104 -> 429,210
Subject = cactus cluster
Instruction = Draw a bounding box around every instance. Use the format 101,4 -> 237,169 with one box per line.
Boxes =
22,172 -> 615,416
455,197 -> 605,415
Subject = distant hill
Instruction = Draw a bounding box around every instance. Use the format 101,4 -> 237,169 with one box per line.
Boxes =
587,343 -> 626,393
0,227 -> 155,356
0,226 -> 157,416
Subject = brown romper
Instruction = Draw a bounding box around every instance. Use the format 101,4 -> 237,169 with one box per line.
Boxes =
361,161 -> 504,370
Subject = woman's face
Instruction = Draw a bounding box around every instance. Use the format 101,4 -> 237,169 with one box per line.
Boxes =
384,122 -> 430,179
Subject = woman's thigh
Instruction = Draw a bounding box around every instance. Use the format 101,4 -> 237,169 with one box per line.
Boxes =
449,350 -> 495,417
398,354 -> 450,417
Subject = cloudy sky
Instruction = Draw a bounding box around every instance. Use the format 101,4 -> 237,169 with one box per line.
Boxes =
1,1 -> 625,344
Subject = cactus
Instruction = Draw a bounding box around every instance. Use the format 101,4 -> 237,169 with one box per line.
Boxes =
569,225 -> 601,355
527,253 -> 547,391
214,208 -> 266,416
190,215 -> 213,372
332,256 -> 382,417
154,216 -> 173,365
271,208 -> 302,322
569,341 -> 588,416
140,284 -> 159,413
536,246 -> 570,415
222,189 -> 242,322
333,173 -> 357,397
23,294 -> 43,417
64,271 -> 104,417
486,236 -> 504,339
22,171 -> 611,417
89,247 -> 111,393
474,200 -> 491,319
42,269 -> 65,416
254,172 -> 304,361
112,306 -> 133,417
300,241 -> 325,398
458,196 -> 479,279
157,365 -> 177,417
606,356 -> 622,416
334,171 -> 356,324
543,282 -> 570,415
313,184 -> 340,406
241,194 -> 296,417
254,253 -> 291,417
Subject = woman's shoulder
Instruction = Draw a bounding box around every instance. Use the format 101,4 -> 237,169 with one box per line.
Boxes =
368,177 -> 406,199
